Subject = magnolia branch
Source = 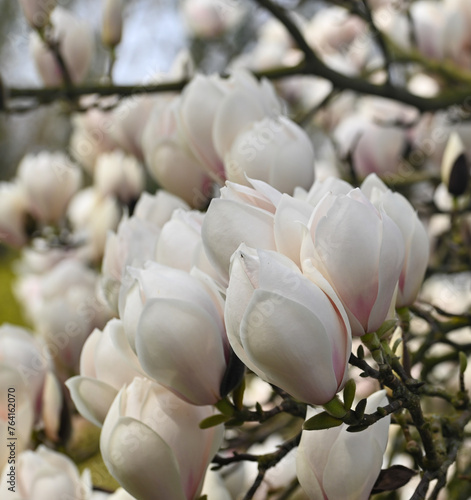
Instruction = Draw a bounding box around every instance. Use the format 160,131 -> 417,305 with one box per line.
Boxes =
6,0 -> 471,114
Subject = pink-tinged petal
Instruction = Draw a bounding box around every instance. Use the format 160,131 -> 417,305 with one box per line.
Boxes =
136,298 -> 226,406
66,376 -> 118,427
41,371 -> 62,441
312,195 -> 382,330
240,290 -> 344,405
222,181 -> 278,213
273,195 -> 312,265
367,212 -> 404,333
398,218 -> 429,306
246,177 -> 283,207
202,199 -> 276,279
101,416 -> 186,500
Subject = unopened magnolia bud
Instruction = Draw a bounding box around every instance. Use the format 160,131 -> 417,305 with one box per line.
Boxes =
441,132 -> 469,196
30,7 -> 94,86
19,0 -> 56,29
102,0 -> 125,48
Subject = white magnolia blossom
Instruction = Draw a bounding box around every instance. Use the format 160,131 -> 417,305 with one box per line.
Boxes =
68,187 -> 121,262
17,151 -> 82,224
119,262 -> 228,405
142,96 -> 213,208
15,259 -> 112,377
100,377 -> 224,500
297,390 -> 390,500
182,0 -> 247,39
225,245 -> 351,405
361,174 -> 429,307
94,151 -> 145,204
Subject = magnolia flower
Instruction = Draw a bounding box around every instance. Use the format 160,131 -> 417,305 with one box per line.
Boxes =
334,114 -> 406,178
0,324 -> 50,418
301,188 -> 405,336
182,0 -> 246,39
66,319 -> 147,427
177,71 -> 282,182
102,0 -> 125,47
297,390 -> 390,500
225,245 -> 351,405
30,7 -> 94,86
224,116 -> 315,194
19,0 -> 56,28
411,1 -> 447,60
142,97 -> 213,208
119,262 -> 229,405
68,187 -> 121,262
100,377 -> 224,500
0,323 -> 65,464
304,5 -> 366,56
94,151 -> 145,205
361,174 -> 429,307
17,151 -> 81,224
15,259 -> 112,378
0,446 -> 92,500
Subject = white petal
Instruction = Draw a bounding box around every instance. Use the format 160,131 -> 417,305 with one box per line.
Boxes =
66,376 -> 118,427
101,416 -> 186,500
241,290 -> 344,405
136,298 -> 226,405
202,199 -> 276,279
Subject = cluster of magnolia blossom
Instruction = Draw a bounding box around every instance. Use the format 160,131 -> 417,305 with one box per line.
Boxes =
0,161 -> 429,499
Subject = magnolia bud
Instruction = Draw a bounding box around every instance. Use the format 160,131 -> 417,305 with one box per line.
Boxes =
30,7 -> 94,86
100,377 -> 224,500
102,0 -> 125,47
441,132 -> 469,196
19,0 -> 56,29
297,390 -> 390,500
